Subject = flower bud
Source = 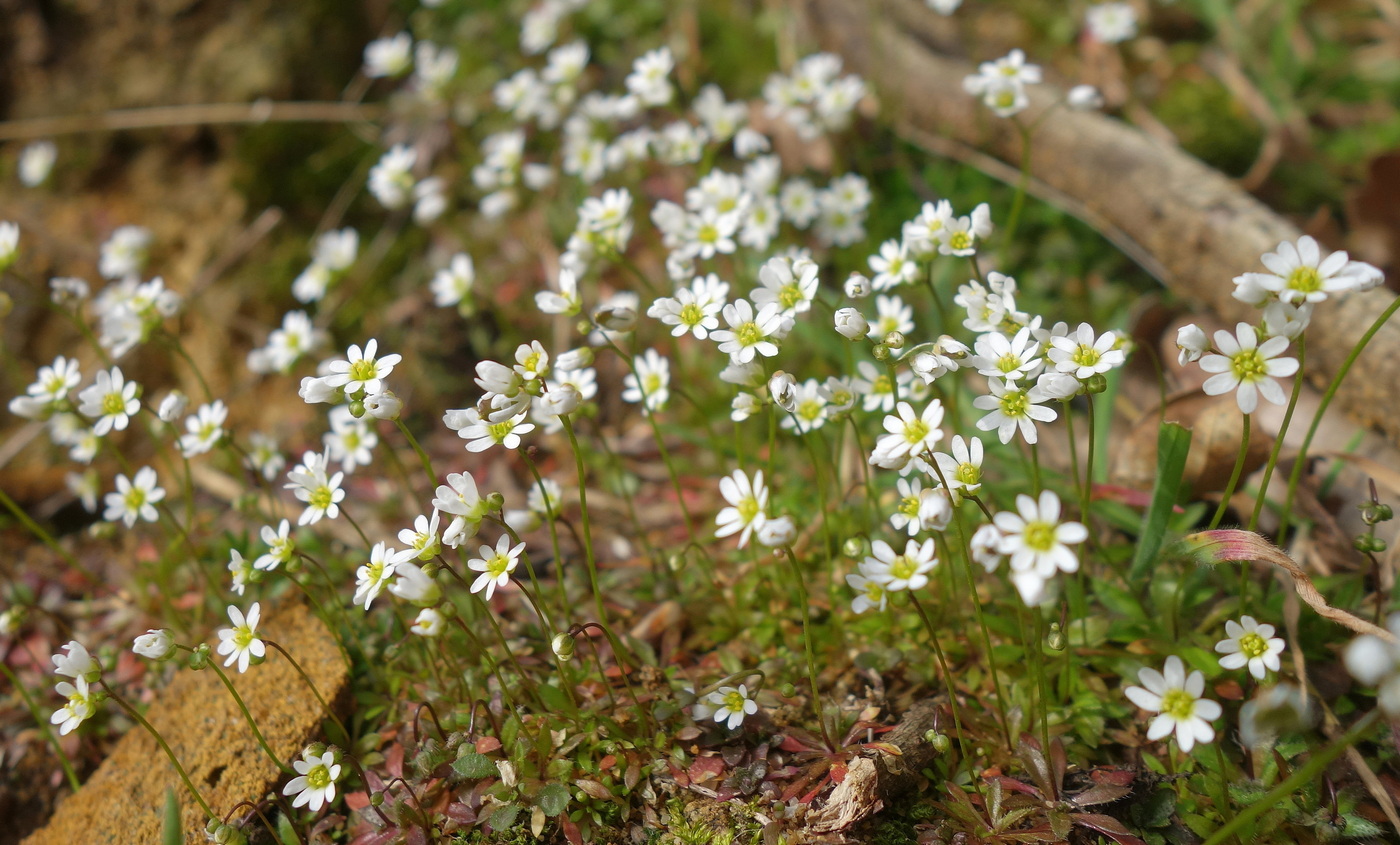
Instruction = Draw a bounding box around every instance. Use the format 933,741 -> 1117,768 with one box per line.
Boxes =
768,371 -> 797,413
486,491 -> 506,512
1045,623 -> 1067,652
593,303 -> 637,332
929,733 -> 951,753
757,515 -> 797,548
1067,84 -> 1104,111
363,389 -> 403,420
538,384 -> 582,417
780,683 -> 797,698
132,629 -> 175,661
871,344 -> 891,361
298,376 -> 340,405
348,399 -> 366,418
157,390 -> 188,423
552,632 -> 576,661
883,331 -> 906,350
1084,373 -> 1108,394
556,347 -> 594,370
833,307 -> 869,341
1360,502 -> 1394,526
1355,534 -> 1388,554
389,564 -> 442,606
844,272 -> 871,299
1175,323 -> 1208,365
842,537 -> 867,558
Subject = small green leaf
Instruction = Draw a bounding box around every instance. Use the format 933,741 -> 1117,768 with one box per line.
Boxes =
453,751 -> 498,780
538,782 -> 571,816
162,790 -> 181,845
1131,422 -> 1192,581
1131,788 -> 1176,829
491,802 -> 521,830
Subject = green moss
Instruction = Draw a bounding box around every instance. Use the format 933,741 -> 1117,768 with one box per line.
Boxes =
1152,75 -> 1264,177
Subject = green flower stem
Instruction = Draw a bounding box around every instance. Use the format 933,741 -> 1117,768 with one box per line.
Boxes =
1000,119 -> 1034,258
0,485 -> 97,584
520,448 -> 570,615
264,639 -> 348,743
909,593 -> 976,777
487,512 -> 555,633
394,418 -> 437,485
472,594 -> 548,713
780,547 -> 835,750
1202,709 -> 1380,845
1279,295 -> 1400,541
560,417 -> 634,666
574,622 -> 654,734
0,663 -> 81,793
1028,441 -> 1043,495
929,461 -> 1014,752
1082,394 -> 1099,525
446,613 -> 538,747
341,510 -> 373,549
205,659 -> 293,774
63,306 -> 115,368
1249,339 -> 1305,532
847,416 -> 881,525
1209,414 -> 1251,531
99,679 -> 218,821
284,574 -> 355,671
1031,611 -> 1055,758
342,755 -> 397,829
1211,742 -> 1235,836
159,331 -> 214,403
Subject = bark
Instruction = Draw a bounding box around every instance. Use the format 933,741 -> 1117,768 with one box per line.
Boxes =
790,0 -> 1400,447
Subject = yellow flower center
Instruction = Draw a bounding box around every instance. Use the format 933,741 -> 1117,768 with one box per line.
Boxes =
1238,632 -> 1268,659
1160,688 -> 1195,720
1230,349 -> 1267,383
1022,521 -> 1055,552
1287,266 -> 1322,293
998,388 -> 1029,418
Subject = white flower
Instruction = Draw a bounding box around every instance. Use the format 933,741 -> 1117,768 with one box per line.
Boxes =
411,608 -> 445,637
753,256 -> 820,317
622,349 -> 670,414
993,490 -> 1087,580
133,629 -> 175,661
51,676 -> 100,736
324,339 -> 401,397
179,400 -> 228,458
1344,615 -> 1400,714
834,307 -> 869,341
216,602 -> 266,674
432,253 -> 476,308
1198,322 -> 1298,414
468,536 -> 526,600
933,435 -> 984,502
969,523 -> 1005,572
18,141 -> 57,187
844,272 -> 872,298
52,640 -> 101,680
0,221 -> 19,270
648,274 -> 728,339
939,204 -> 993,256
713,299 -> 788,363
228,550 -> 256,596
862,539 -> 938,592
1086,2 -> 1138,43
364,32 -> 412,77
757,515 -> 797,548
705,684 -> 758,730
781,379 -> 830,434
389,563 -> 442,607
1049,323 -> 1125,379
918,487 -> 954,532
625,47 -> 675,106
313,227 -> 358,272
1215,616 -> 1286,680
98,225 -> 151,279
255,520 -> 296,571
846,568 -> 889,614
973,378 -> 1058,444
77,366 -> 140,436
869,239 -> 917,291
715,469 -> 768,547
971,328 -> 1042,382
1123,656 -> 1222,753
871,400 -> 945,466
1175,324 -> 1208,365
103,467 -> 165,527
363,389 -> 402,421
890,477 -> 926,536
284,747 -> 343,812
1236,235 -> 1379,306
354,543 -> 400,610
368,145 -> 417,209
1067,85 -> 1104,111
284,450 -> 345,525
433,472 -> 487,548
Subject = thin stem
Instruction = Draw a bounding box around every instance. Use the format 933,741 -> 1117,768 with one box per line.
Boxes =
909,594 -> 976,777
0,486 -> 98,584
1,663 -> 81,792
521,449 -> 570,616
265,640 -> 348,742
781,547 -> 835,749
1201,710 -> 1380,845
1280,297 -> 1400,540
1000,120 -> 1034,256
1249,339 -> 1305,532
395,419 -> 437,485
1209,415 -> 1252,531
560,418 -> 633,665
206,660 -> 293,773
100,680 -> 218,821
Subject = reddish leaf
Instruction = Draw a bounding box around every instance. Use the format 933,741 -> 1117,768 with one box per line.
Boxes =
861,742 -> 903,756
688,755 -> 725,784
1090,767 -> 1136,788
562,816 -> 584,845
475,736 -> 502,754
1074,813 -> 1149,845
345,791 -> 371,810
444,803 -> 477,824
600,754 -> 617,770
386,744 -> 405,779
779,735 -> 811,753
669,761 -> 690,787
830,762 -> 848,784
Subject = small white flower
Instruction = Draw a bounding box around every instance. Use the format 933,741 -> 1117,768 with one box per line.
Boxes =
1175,324 -> 1208,365
622,348 -> 671,414
705,684 -> 759,730
284,747 -> 343,812
846,568 -> 889,614
973,378 -> 1058,445
98,225 -> 151,280
51,676 -> 100,736
216,602 -> 266,674
354,543 -> 400,610
52,640 -> 101,680
228,550 -> 256,596
871,400 -> 945,466
1067,84 -> 1104,111
993,490 -> 1087,580
18,141 -> 57,187
255,519 -> 296,571
713,299 -> 789,364
389,563 -> 442,607
1215,616 -> 1286,680
1123,656 -> 1222,753
77,366 -> 140,436
468,536 -> 526,600
715,469 -> 768,547
103,467 -> 165,528
364,32 -> 413,78
933,435 -> 984,502
432,253 -> 476,308
862,539 -> 938,592
1049,323 -> 1125,379
1086,2 -> 1138,43
753,256 -> 820,318
1233,235 -> 1379,306
133,629 -> 175,661
179,400 -> 228,458
284,450 -> 345,525
834,307 -> 869,341
1198,322 -> 1298,414
324,339 -> 402,397
756,515 -> 797,548
411,608 -> 445,637
433,472 -> 488,548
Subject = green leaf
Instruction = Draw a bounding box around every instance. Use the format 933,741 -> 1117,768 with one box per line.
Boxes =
1131,789 -> 1176,829
453,751 -> 498,780
491,802 -> 521,830
277,811 -> 300,845
162,790 -> 181,845
537,782 -> 571,817
1131,422 -> 1192,581
538,682 -> 571,712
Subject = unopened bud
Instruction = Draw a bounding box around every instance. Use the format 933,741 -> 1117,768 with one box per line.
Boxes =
929,733 -> 951,753
883,331 -> 906,350
1046,623 -> 1066,652
1360,502 -> 1394,525
552,633 -> 576,661
348,400 -> 366,418
843,537 -> 867,558
1085,374 -> 1108,394
780,683 -> 797,698
871,344 -> 891,361
1355,535 -> 1388,554
486,491 -> 506,512
844,272 -> 871,299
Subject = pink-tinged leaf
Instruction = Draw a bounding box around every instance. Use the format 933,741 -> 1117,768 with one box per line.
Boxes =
403,826 -> 427,845
386,743 -> 405,778
987,776 -> 1044,799
668,761 -> 690,787
475,736 -> 502,754
1070,783 -> 1133,807
1092,484 -> 1185,512
562,816 -> 583,845
862,742 -> 903,756
1090,767 -> 1137,788
575,778 -> 613,800
1074,813 -> 1149,845
688,755 -> 725,784
444,803 -> 477,824
345,791 -> 371,810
